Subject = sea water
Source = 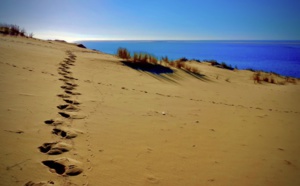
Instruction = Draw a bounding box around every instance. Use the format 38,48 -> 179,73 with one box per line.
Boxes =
79,40 -> 300,78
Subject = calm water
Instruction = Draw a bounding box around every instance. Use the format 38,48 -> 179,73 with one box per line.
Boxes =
80,40 -> 300,78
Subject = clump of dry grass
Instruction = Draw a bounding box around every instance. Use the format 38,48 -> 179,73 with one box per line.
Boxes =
0,23 -> 33,38
161,56 -> 170,63
116,48 -> 204,76
148,55 -> 158,64
252,71 -> 298,85
185,65 -> 201,74
117,48 -> 131,60
203,59 -> 234,70
168,59 -> 201,75
253,72 -> 262,84
118,48 -> 159,65
285,77 -> 297,84
132,52 -> 158,64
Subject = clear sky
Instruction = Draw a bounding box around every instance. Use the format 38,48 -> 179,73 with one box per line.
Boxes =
1,0 -> 300,41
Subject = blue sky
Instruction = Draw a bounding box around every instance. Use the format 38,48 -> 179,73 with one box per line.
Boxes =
1,0 -> 300,41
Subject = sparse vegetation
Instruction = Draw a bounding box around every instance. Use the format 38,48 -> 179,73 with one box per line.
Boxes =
0,23 -> 33,38
161,56 -> 169,63
118,48 -> 159,64
252,71 -> 297,85
117,48 -> 131,60
116,48 -> 299,84
202,59 -> 234,70
178,57 -> 188,62
116,48 -> 204,76
253,72 -> 262,84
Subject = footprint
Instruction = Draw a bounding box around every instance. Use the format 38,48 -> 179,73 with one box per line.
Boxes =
57,104 -> 80,112
59,112 -> 86,119
65,62 -> 74,66
57,94 -> 71,98
65,82 -> 78,87
61,85 -> 74,90
39,142 -> 72,155
65,57 -> 76,61
63,99 -> 80,105
64,60 -> 75,64
42,157 -> 83,176
58,78 -> 68,82
64,58 -> 74,62
58,112 -> 70,118
58,66 -> 70,70
60,69 -> 71,74
60,64 -> 70,69
65,90 -> 81,95
66,60 -> 75,63
25,181 -> 55,186
44,119 -> 64,126
52,127 -> 81,139
58,72 -> 67,76
64,76 -> 78,80
69,55 -> 76,59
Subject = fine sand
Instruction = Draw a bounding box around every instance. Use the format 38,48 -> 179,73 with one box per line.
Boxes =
0,35 -> 300,186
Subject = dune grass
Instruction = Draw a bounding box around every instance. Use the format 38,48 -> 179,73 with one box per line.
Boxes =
0,23 -> 33,38
252,71 -> 297,85
117,48 -> 131,60
116,48 -> 297,84
116,48 -> 205,77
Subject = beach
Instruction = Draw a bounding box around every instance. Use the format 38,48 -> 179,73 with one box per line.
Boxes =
1,35 -> 300,186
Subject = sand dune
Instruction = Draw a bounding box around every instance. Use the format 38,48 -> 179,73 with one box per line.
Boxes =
0,35 -> 300,186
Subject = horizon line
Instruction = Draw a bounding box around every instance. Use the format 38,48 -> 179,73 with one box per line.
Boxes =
74,39 -> 300,44
75,39 -> 300,42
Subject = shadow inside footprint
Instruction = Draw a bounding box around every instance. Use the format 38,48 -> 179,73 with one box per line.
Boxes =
44,119 -> 63,126
42,158 -> 83,176
58,72 -> 67,76
58,112 -> 86,119
57,94 -> 71,98
57,104 -> 79,112
58,78 -> 68,82
66,62 -> 74,66
65,90 -> 81,95
61,85 -> 74,90
63,76 -> 78,80
42,160 -> 65,174
63,99 -> 80,105
52,129 -> 67,138
39,142 -> 71,155
65,82 -> 78,87
58,112 -> 70,118
61,69 -> 71,73
52,128 -> 78,139
57,105 -> 68,110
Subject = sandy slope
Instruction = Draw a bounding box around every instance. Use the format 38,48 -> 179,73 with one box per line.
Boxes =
0,35 -> 300,186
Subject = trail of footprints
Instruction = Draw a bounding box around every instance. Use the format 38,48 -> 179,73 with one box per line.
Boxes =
26,51 -> 85,185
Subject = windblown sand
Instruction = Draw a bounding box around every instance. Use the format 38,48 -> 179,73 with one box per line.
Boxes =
0,35 -> 300,186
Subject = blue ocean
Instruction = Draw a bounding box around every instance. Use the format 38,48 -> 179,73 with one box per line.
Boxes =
80,40 -> 300,78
